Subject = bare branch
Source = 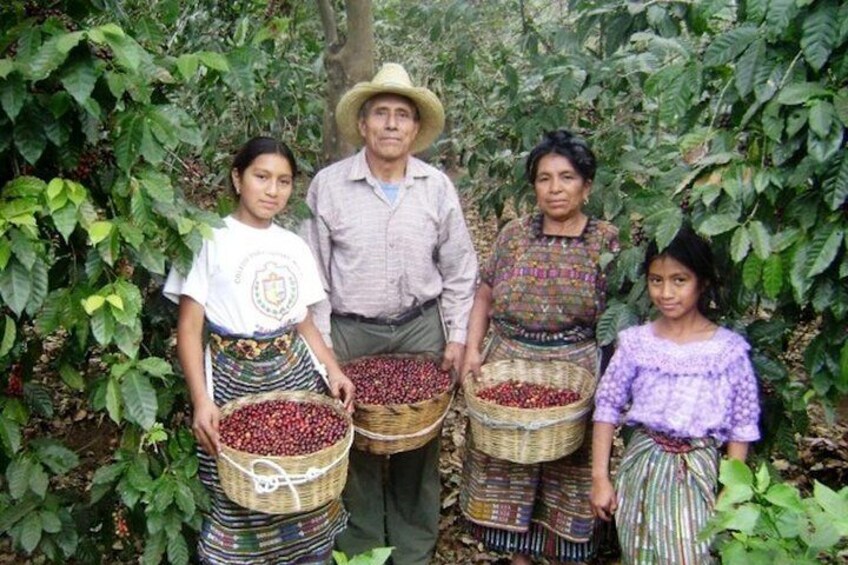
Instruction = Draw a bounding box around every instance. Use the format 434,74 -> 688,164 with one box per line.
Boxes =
316,0 -> 338,47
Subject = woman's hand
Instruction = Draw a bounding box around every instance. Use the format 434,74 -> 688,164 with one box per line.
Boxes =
590,475 -> 618,521
192,396 -> 221,457
328,371 -> 355,413
459,347 -> 483,384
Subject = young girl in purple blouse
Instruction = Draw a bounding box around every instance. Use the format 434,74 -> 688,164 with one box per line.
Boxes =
590,226 -> 760,564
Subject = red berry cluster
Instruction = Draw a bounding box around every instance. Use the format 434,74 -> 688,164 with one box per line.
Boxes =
477,380 -> 581,409
220,400 -> 348,456
112,507 -> 129,539
72,151 -> 98,181
343,357 -> 452,405
5,364 -> 22,398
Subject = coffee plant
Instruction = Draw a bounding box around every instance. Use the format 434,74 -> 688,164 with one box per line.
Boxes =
703,458 -> 848,562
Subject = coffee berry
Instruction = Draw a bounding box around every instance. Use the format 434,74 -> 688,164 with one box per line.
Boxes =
220,399 -> 348,456
477,380 -> 581,409
343,356 -> 452,405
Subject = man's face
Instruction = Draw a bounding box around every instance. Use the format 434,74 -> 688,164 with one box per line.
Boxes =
358,94 -> 420,163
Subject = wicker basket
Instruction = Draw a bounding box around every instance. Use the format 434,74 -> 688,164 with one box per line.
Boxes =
346,354 -> 455,455
216,390 -> 353,515
464,359 -> 596,464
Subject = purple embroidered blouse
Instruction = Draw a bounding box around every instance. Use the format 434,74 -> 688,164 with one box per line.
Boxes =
593,322 -> 761,443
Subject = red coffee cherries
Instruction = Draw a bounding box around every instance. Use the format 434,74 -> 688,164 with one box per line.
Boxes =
343,357 -> 452,405
477,381 -> 581,409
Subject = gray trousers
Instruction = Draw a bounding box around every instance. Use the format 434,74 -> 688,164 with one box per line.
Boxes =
332,307 -> 445,565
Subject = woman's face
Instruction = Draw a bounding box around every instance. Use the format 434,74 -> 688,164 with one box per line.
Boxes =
533,153 -> 591,223
231,153 -> 293,228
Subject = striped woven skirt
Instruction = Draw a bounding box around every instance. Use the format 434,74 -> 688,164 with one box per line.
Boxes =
615,427 -> 718,565
459,331 -> 601,561
196,324 -> 348,564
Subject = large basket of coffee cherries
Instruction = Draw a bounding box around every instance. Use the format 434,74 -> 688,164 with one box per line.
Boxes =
464,359 -> 596,464
216,390 -> 353,514
342,354 -> 455,454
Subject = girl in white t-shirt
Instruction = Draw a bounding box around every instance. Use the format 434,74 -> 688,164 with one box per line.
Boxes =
164,137 -> 353,564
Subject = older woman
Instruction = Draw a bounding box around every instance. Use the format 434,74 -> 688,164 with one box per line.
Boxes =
459,130 -> 619,564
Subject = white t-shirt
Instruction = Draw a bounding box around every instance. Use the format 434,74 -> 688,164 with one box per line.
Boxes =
163,216 -> 326,335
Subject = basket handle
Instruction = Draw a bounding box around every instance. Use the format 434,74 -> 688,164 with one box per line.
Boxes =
466,404 -> 591,430
218,432 -> 354,511
354,396 -> 453,441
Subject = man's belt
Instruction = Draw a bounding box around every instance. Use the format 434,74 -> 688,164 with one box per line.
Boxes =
333,298 -> 438,326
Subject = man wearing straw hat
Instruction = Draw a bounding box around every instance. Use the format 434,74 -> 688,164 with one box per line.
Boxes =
302,63 -> 477,564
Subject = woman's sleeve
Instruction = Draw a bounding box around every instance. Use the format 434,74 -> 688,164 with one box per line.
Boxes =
593,330 -> 636,425
727,342 -> 761,442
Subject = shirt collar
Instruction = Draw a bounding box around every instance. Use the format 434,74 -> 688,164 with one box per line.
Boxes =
348,149 -> 431,187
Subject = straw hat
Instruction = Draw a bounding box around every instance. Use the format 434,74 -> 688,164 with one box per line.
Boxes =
335,63 -> 445,154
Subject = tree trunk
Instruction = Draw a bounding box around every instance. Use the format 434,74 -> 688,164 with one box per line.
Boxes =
316,0 -> 375,165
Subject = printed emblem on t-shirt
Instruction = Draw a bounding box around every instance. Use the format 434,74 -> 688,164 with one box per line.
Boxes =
252,261 -> 299,320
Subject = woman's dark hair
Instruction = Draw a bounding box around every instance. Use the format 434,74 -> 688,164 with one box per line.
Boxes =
643,225 -> 720,316
525,129 -> 597,184
230,136 -> 298,193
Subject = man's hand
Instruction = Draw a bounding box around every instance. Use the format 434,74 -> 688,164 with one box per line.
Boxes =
441,341 -> 464,378
328,370 -> 355,413
192,397 -> 221,457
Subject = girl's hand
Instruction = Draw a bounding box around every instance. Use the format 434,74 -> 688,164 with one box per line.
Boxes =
459,347 -> 483,385
590,475 -> 618,521
329,371 -> 355,413
192,397 -> 221,457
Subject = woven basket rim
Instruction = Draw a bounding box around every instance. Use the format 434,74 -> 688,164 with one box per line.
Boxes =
218,390 -> 352,463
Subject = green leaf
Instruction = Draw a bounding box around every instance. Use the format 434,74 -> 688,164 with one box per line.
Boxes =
6,458 -> 31,499
754,463 -> 770,493
33,440 -> 79,475
766,0 -> 797,36
735,39 -> 764,98
762,254 -> 783,298
26,258 -> 47,316
174,482 -> 195,517
646,207 -> 683,251
24,382 -> 53,418
742,254 -> 762,290
90,307 -> 115,346
114,112 -> 144,172
808,121 -> 844,163
60,58 -> 97,106
823,155 -> 848,211
333,550 -> 349,565
166,532 -> 189,565
0,315 -> 15,358
39,511 -> 61,534
174,54 -> 198,80
113,321 -> 141,358
699,213 -> 739,236
82,295 -> 105,315
1,74 -> 26,121
138,243 -> 166,275
14,110 -> 47,164
91,462 -> 127,486
87,221 -> 113,245
0,414 -> 22,454
720,458 -> 754,488
28,463 -> 49,497
24,35 -> 69,81
800,1 -> 839,72
138,168 -> 175,203
141,531 -> 166,565
197,51 -> 229,72
0,259 -> 32,316
748,221 -> 771,259
777,82 -> 829,105
105,377 -> 122,424
730,226 -> 751,263
104,31 -> 142,72
703,25 -> 759,66
835,89 -> 848,126
348,547 -> 394,565
716,484 -> 754,511
121,371 -> 157,429
0,59 -> 14,79
58,364 -> 84,391
722,502 -> 761,534
56,31 -> 84,54
808,100 -> 834,137
19,511 -> 42,554
0,238 -> 10,270
790,243 -> 812,302
596,302 -> 639,347
807,227 -> 843,277
813,480 -> 848,519
51,203 -> 77,242
138,357 -> 172,377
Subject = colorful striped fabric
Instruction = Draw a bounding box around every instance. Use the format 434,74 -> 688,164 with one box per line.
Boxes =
459,332 -> 600,561
197,326 -> 347,564
615,427 -> 719,565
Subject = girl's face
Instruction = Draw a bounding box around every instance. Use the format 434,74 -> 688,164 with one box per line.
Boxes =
533,153 -> 591,223
647,255 -> 704,321
231,153 -> 293,228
